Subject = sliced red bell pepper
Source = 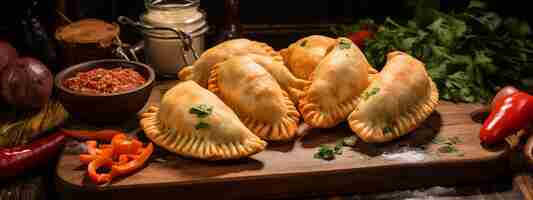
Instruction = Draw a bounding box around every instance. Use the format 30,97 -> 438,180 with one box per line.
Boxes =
112,143 -> 153,177
111,134 -> 143,156
88,157 -> 113,184
85,140 -> 98,155
80,147 -> 113,165
78,135 -> 153,184
480,92 -> 533,144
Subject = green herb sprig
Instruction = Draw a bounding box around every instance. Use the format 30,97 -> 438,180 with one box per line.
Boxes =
314,142 -> 344,160
189,104 -> 213,130
339,40 -> 352,49
190,104 -> 213,118
300,40 -> 308,47
361,87 -> 380,101
432,136 -> 464,157
383,126 -> 393,134
314,136 -> 362,160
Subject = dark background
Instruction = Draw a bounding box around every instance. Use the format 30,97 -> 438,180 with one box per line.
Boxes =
0,0 -> 532,66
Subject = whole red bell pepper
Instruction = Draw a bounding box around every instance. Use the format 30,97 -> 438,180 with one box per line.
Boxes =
480,92 -> 533,144
347,30 -> 374,48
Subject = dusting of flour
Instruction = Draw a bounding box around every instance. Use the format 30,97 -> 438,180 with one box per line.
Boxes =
381,146 -> 429,162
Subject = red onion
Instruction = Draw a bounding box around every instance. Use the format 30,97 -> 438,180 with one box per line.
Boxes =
1,57 -> 53,109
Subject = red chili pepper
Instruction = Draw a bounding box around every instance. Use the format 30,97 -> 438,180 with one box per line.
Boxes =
0,132 -> 65,179
347,30 -> 374,48
480,92 -> 533,144
61,129 -> 123,141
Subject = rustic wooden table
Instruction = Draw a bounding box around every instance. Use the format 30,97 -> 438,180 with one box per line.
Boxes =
2,82 -> 532,200
0,175 -> 525,200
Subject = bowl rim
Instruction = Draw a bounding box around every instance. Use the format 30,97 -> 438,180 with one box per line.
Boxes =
54,59 -> 156,97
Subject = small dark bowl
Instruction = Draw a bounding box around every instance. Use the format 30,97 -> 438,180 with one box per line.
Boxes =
55,59 -> 155,123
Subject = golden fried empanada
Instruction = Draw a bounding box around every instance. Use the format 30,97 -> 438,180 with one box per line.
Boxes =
208,56 -> 301,141
348,51 -> 439,143
139,81 -> 267,160
178,38 -> 280,87
298,38 -> 370,128
245,53 -> 308,103
281,35 -> 378,80
280,35 -> 336,80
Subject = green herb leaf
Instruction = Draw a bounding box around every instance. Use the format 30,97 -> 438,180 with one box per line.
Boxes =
431,136 -> 446,144
447,136 -> 462,145
383,126 -> 393,134
300,40 -> 308,47
437,145 -> 458,153
195,122 -> 210,130
339,40 -> 352,49
190,104 -> 213,118
314,145 -> 336,160
334,142 -> 343,155
361,87 -> 380,101
342,136 -> 358,147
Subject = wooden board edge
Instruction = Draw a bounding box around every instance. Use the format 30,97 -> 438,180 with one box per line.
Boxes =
55,150 -> 511,200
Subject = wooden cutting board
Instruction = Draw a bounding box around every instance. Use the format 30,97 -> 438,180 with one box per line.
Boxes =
55,82 -> 510,200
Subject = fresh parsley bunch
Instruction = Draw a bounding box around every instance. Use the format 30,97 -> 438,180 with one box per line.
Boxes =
337,4 -> 533,103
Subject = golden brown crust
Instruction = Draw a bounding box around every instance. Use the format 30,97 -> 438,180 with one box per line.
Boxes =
177,38 -> 281,87
207,56 -> 301,141
139,81 -> 267,160
281,35 -> 378,80
348,51 -> 439,143
298,38 -> 370,128
244,53 -> 309,104
281,35 -> 336,80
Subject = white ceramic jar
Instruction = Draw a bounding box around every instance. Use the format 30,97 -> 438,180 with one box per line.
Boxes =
141,0 -> 208,77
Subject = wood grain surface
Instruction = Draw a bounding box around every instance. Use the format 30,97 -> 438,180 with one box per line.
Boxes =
55,82 -> 511,200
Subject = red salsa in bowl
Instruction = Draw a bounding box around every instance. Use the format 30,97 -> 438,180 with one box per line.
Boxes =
63,67 -> 146,94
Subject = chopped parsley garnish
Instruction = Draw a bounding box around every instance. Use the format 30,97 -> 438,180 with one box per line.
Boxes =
314,143 -> 343,161
437,145 -> 458,153
339,40 -> 352,49
333,142 -> 343,154
431,136 -> 446,144
447,136 -> 462,145
195,122 -> 210,130
190,104 -> 213,130
383,126 -> 393,134
432,136 -> 464,157
432,136 -> 462,145
361,87 -> 380,100
190,104 -> 213,118
342,136 -> 358,147
300,40 -> 308,47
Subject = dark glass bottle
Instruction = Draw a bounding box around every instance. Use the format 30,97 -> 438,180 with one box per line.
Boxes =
216,0 -> 242,43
